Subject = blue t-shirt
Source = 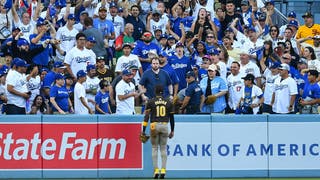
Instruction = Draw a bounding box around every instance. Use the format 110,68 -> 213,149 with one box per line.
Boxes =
302,81 -> 320,99
50,85 -> 69,112
139,69 -> 172,99
42,71 -> 56,88
185,81 -> 203,108
29,34 -> 52,66
168,55 -> 192,90
170,16 -> 183,38
93,18 -> 115,37
161,63 -> 180,85
132,41 -> 160,72
95,90 -> 111,114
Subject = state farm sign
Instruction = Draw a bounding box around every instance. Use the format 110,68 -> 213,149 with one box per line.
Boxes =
0,123 -> 142,169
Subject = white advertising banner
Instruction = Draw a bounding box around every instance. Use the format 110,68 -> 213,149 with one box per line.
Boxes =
167,123 -> 212,170
268,122 -> 320,170
212,122 -> 268,170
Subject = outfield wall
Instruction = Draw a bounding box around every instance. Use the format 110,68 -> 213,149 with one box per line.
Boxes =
0,115 -> 319,178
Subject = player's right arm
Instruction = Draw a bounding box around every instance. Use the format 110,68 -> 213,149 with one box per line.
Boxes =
142,100 -> 152,133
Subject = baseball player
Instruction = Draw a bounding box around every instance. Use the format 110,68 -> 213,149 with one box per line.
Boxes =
141,85 -> 175,179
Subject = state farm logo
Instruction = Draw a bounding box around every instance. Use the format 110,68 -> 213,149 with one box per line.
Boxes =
0,123 -> 142,169
0,132 -> 126,160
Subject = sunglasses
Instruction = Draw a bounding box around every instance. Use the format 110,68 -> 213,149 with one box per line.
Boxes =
207,36 -> 214,38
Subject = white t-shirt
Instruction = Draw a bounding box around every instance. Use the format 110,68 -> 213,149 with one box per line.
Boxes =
84,76 -> 100,110
149,19 -> 166,36
64,46 -> 96,76
272,76 -> 298,113
216,61 -> 227,83
16,21 -> 36,43
227,73 -> 244,110
115,54 -> 142,83
240,61 -> 261,78
55,25 -> 79,61
307,59 -> 320,72
263,69 -> 279,105
27,75 -> 41,104
115,79 -> 135,115
74,82 -> 89,114
6,70 -> 28,108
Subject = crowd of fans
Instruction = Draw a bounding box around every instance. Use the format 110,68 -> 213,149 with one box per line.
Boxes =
0,0 -> 319,115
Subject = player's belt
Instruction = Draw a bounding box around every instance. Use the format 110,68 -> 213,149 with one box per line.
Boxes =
155,122 -> 167,124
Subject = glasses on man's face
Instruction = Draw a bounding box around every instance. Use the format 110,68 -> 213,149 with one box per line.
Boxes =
207,36 -> 214,38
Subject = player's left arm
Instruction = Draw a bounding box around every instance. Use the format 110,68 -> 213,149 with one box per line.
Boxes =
169,102 -> 175,139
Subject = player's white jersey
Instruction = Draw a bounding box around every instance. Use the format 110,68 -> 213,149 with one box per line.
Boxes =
84,76 -> 100,110
74,82 -> 89,114
240,84 -> 263,114
149,19 -> 166,36
115,54 -> 142,83
272,76 -> 298,114
64,46 -> 96,76
227,73 -> 244,110
263,68 -> 279,105
115,80 -> 135,115
55,25 -> 79,60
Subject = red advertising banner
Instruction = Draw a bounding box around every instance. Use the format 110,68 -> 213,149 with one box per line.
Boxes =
0,123 -> 142,169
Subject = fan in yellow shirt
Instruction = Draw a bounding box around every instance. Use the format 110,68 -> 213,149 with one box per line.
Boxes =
296,12 -> 320,45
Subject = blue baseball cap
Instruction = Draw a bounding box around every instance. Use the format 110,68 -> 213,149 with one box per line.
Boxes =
53,61 -> 66,68
265,0 -> 274,5
122,69 -> 132,76
160,34 -> 167,39
36,18 -> 46,26
16,59 -> 30,67
109,2 -> 117,8
40,67 -> 49,73
167,35 -> 175,40
77,70 -> 87,78
225,27 -> 233,33
176,42 -> 184,47
12,26 -> 21,32
270,62 -> 280,69
288,20 -> 298,28
67,14 -> 76,20
159,51 -> 168,57
87,36 -> 96,43
0,65 -> 9,74
86,64 -> 96,71
55,73 -> 65,80
248,27 -> 256,32
186,71 -> 195,78
288,11 -> 296,18
17,38 -> 29,46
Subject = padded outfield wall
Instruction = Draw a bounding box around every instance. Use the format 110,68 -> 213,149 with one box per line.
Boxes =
0,114 -> 319,178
